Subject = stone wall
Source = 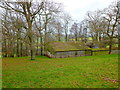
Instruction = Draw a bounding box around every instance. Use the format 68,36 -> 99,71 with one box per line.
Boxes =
46,50 -> 91,58
45,49 -> 120,58
55,51 -> 85,58
111,50 -> 120,54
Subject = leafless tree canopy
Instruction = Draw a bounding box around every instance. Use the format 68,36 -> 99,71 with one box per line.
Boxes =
0,0 -> 119,59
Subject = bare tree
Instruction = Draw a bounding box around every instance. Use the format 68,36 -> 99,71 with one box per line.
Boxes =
0,0 -> 45,60
62,13 -> 72,41
86,2 -> 118,53
70,22 -> 79,41
102,2 -> 119,54
86,10 -> 103,42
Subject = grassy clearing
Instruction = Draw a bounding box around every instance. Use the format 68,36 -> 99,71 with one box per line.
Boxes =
2,54 -> 119,88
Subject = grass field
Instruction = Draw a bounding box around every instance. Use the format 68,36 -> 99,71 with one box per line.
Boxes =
2,54 -> 119,88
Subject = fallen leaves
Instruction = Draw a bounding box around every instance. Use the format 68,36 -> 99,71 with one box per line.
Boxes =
100,75 -> 119,83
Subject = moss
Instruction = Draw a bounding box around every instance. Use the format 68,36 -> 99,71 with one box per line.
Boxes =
92,48 -> 108,51
48,41 -> 89,52
91,47 -> 118,51
46,45 -> 55,55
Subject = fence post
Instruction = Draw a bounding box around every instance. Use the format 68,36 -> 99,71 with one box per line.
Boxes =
85,50 -> 86,56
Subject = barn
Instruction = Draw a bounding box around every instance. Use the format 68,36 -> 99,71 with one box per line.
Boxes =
46,41 -> 91,58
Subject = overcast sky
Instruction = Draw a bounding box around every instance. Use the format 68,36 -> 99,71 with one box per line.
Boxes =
54,0 -> 116,21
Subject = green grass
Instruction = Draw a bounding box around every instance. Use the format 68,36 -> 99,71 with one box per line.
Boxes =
2,54 -> 119,88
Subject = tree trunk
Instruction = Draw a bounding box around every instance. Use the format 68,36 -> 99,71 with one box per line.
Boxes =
75,37 -> 77,41
109,44 -> 112,54
25,44 -> 28,56
99,32 -> 102,41
36,37 -> 39,56
29,37 -> 35,60
4,39 -> 7,57
17,39 -> 20,57
23,4 -> 35,60
44,18 -> 48,55
108,38 -> 113,54
58,35 -> 61,41
40,36 -> 43,56
9,40 -> 14,57
20,42 -> 23,57
26,14 -> 35,60
65,34 -> 68,41
65,30 -> 68,41
75,34 -> 77,41
28,33 -> 35,60
31,48 -> 35,60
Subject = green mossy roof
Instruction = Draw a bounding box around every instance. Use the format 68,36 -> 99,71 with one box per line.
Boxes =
48,41 -> 90,52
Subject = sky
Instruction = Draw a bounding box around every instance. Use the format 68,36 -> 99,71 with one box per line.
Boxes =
54,0 -> 116,21
1,0 -> 117,21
